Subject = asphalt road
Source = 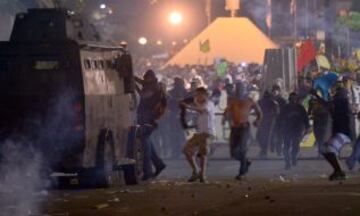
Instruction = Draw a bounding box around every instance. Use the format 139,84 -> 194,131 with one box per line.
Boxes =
12,153 -> 360,216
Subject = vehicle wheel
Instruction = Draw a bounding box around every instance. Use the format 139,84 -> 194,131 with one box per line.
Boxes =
123,126 -> 143,185
77,129 -> 119,188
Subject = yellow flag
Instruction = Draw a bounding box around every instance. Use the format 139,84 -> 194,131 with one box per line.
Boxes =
316,55 -> 331,70
357,50 -> 360,61
199,39 -> 210,53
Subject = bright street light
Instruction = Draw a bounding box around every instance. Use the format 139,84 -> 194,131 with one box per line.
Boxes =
168,11 -> 183,26
100,4 -> 106,9
156,40 -> 163,46
138,37 -> 148,45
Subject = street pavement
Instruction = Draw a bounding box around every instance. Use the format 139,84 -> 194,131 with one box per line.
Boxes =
1,146 -> 360,216
36,148 -> 360,216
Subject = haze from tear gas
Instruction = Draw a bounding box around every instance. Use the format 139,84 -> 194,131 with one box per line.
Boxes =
0,90 -> 80,216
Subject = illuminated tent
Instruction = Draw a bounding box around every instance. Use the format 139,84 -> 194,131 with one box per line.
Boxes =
167,17 -> 279,66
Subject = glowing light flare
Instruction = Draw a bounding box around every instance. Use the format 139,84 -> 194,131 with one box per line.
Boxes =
100,4 -> 107,9
168,11 -> 183,26
138,37 -> 148,45
156,40 -> 163,46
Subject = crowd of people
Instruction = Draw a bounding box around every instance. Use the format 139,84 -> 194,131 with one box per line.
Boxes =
132,57 -> 360,183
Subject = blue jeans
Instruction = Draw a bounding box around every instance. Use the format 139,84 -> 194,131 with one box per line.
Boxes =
230,125 -> 250,175
139,125 -> 165,177
283,132 -> 303,168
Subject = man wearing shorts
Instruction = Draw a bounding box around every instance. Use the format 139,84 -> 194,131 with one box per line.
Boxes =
313,87 -> 353,181
182,87 -> 215,183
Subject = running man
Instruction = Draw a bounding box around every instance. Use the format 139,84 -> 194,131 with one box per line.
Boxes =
223,82 -> 262,180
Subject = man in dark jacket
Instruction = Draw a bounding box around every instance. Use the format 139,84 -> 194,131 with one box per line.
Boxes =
257,91 -> 279,158
271,85 -> 287,156
135,70 -> 167,180
320,87 -> 353,181
167,77 -> 188,158
278,92 -> 310,170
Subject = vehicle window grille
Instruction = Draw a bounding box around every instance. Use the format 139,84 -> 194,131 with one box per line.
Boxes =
84,59 -> 91,70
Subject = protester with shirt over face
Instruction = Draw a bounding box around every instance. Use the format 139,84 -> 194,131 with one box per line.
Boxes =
278,92 -> 310,170
167,77 -> 188,158
135,70 -> 167,181
257,90 -> 279,158
181,87 -> 216,183
223,82 -> 262,180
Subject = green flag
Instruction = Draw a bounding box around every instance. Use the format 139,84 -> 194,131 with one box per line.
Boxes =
199,39 -> 210,53
216,61 -> 228,78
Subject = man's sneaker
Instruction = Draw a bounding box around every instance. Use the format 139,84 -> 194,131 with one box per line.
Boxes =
346,159 -> 355,171
154,164 -> 166,177
329,171 -> 346,181
199,175 -> 208,184
235,175 -> 242,181
188,172 -> 199,182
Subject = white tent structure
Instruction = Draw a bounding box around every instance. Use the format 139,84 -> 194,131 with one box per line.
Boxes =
167,17 -> 279,66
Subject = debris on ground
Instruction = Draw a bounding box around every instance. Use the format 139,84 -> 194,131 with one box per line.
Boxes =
108,197 -> 120,202
93,203 -> 109,210
319,174 -> 328,179
28,212 -> 69,216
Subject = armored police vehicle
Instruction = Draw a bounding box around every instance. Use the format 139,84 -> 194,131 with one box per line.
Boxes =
0,8 -> 140,187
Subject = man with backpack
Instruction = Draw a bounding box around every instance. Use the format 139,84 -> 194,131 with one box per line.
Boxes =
135,70 -> 167,181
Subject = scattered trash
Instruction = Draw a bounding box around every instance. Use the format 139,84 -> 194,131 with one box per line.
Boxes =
264,196 -> 270,200
28,213 -> 69,216
108,197 -> 120,202
244,194 -> 249,198
93,203 -> 109,210
174,182 -> 191,186
247,187 -> 252,191
119,189 -> 144,194
226,184 -> 231,189
107,190 -> 119,194
120,189 -> 130,194
319,174 -> 328,179
279,175 -> 287,183
270,199 -> 275,203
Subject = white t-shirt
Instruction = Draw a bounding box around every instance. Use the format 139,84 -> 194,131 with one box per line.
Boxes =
195,100 -> 216,136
